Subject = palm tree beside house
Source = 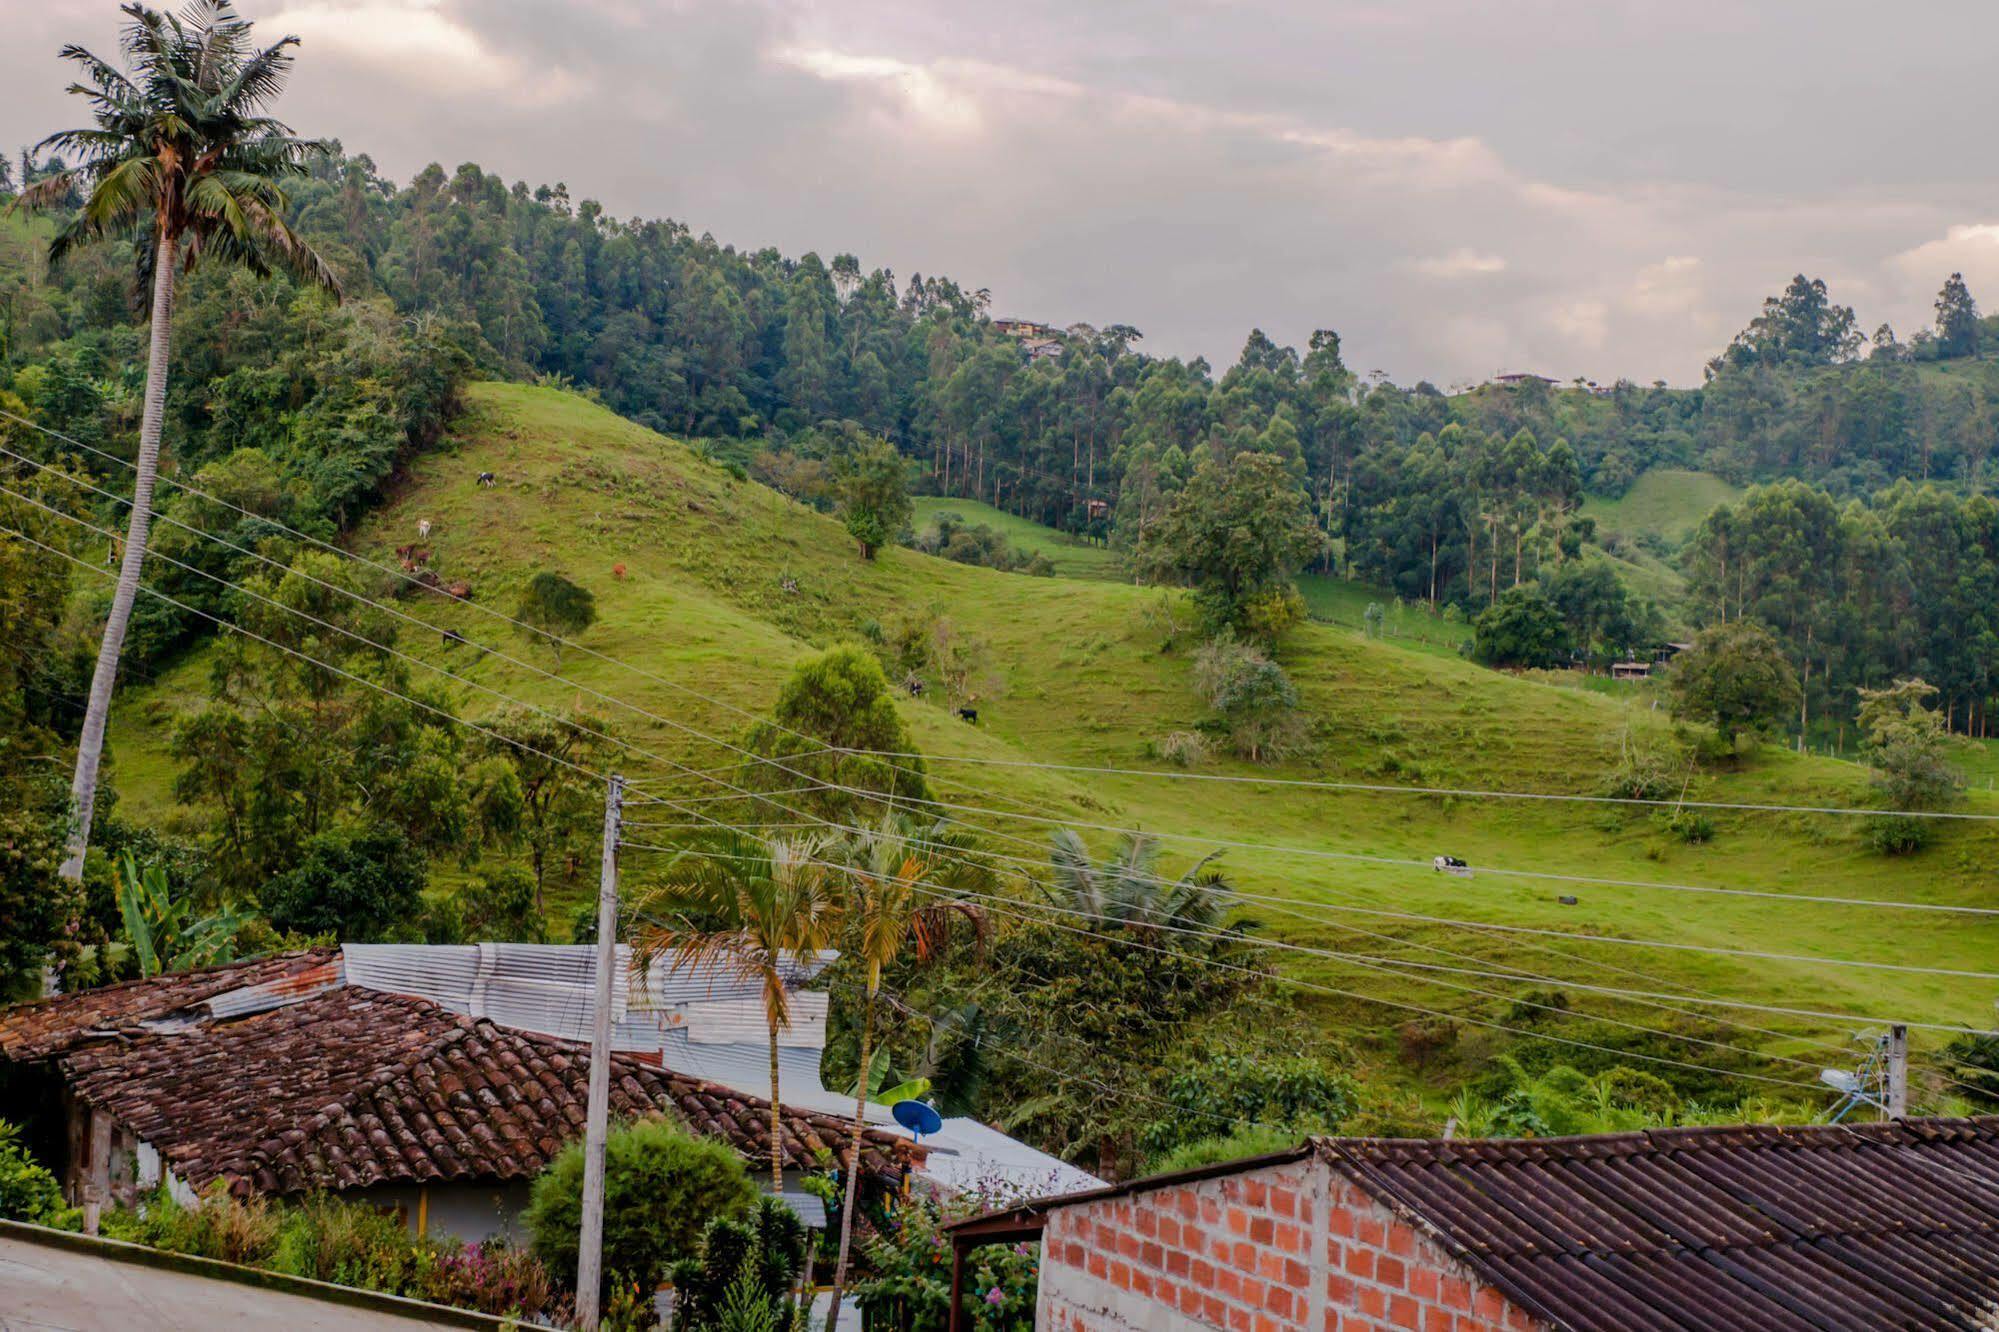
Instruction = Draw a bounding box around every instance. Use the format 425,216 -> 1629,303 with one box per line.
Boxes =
823,816 -> 985,1332
634,832 -> 843,1193
16,0 -> 340,888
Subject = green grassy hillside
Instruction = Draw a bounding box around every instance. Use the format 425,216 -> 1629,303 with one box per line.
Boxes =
909,496 -> 1119,579
107,384 -> 1999,1104
1584,469 -> 1743,546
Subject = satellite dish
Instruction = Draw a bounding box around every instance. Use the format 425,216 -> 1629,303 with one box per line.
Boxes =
1820,1068 -> 1861,1094
892,1099 -> 943,1141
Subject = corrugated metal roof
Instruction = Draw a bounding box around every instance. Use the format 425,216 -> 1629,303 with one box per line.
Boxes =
682,993 -> 828,1048
1324,1119 -> 1999,1332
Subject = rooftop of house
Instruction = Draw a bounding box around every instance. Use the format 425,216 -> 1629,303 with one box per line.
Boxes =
0,950 -> 916,1198
952,1119 -> 1999,1331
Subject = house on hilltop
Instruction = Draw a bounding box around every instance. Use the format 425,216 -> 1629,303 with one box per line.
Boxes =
946,1119 -> 1999,1332
0,944 -> 1096,1242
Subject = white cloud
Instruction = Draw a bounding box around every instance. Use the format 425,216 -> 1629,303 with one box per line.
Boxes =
1410,248 -> 1508,278
1889,223 -> 1999,297
770,46 -> 987,134
267,0 -> 579,102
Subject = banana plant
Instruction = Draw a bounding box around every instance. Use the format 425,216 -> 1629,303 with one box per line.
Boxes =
116,854 -> 244,977
844,1044 -> 931,1106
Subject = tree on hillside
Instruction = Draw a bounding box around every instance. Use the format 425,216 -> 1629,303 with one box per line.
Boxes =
1856,678 -> 1962,811
1146,450 -> 1322,639
1936,272 -> 1980,359
474,705 -> 614,909
1473,585 -> 1570,669
516,571 -> 596,665
1542,560 -> 1650,664
835,437 -> 910,560
18,0 -> 341,889
171,551 -> 468,895
1192,635 -> 1306,761
741,643 -> 930,822
261,826 -> 425,941
1667,621 -> 1800,750
1714,274 -> 1860,372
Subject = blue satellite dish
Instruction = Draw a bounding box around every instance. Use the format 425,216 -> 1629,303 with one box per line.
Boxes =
893,1098 -> 943,1140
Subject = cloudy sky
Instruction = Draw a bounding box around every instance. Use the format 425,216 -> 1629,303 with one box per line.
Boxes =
5,0 -> 1998,385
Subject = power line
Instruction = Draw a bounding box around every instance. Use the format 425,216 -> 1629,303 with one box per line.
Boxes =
837,747 -> 1999,823
20,468 -> 1988,998
0,520 -> 706,819
15,410 -> 1985,936
616,836 -> 1839,1090
6,411 -> 1979,1065
616,835 -> 1995,1038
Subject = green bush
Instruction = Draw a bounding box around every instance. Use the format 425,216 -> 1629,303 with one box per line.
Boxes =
527,1117 -> 756,1292
272,1191 -> 415,1290
0,1120 -> 70,1225
261,826 -> 427,941
667,1195 -> 806,1332
101,1185 -> 553,1317
851,1201 -> 1036,1332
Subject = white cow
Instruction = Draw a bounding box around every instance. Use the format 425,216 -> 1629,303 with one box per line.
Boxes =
417,518 -> 432,539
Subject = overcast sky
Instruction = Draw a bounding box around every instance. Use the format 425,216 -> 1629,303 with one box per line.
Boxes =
6,0 -> 1998,385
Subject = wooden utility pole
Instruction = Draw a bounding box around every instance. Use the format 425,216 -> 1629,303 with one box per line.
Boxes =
576,773 -> 624,1330
1886,1023 -> 1908,1120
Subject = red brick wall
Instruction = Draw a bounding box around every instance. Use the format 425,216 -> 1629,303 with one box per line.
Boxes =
1036,1154 -> 1545,1332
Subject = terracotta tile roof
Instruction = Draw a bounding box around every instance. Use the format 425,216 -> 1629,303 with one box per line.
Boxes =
9,961 -> 916,1197
0,951 -> 338,1060
1324,1119 -> 1999,1332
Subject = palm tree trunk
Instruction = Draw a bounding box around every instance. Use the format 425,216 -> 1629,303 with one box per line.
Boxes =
824,981 -> 875,1332
60,231 -> 175,885
768,1007 -> 785,1194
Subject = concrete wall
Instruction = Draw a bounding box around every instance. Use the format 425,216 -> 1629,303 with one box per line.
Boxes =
338,1181 -> 535,1245
1036,1155 -> 1546,1332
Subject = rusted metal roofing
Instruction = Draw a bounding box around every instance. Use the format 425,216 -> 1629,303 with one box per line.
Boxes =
0,951 -> 337,1060
1325,1119 -> 1999,1332
18,971 -> 919,1198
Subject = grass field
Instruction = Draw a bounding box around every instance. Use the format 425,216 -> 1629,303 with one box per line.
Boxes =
1583,469 -> 1743,546
909,496 -> 1121,579
104,383 -> 1999,1109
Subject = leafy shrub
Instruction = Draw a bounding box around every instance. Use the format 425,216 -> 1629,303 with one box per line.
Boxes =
527,1116 -> 756,1292
1666,811 -> 1714,844
261,826 -> 427,942
272,1191 -> 414,1290
0,1120 -> 69,1225
851,1201 -> 1037,1332
113,1183 -> 281,1266
1153,731 -> 1210,768
1149,1125 -> 1306,1174
1866,814 -> 1929,856
667,1195 -> 806,1332
1138,1054 -> 1356,1161
108,1186 -> 554,1317
1191,635 -> 1305,762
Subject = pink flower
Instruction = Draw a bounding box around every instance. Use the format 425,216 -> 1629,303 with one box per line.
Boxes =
985,1288 -> 1005,1305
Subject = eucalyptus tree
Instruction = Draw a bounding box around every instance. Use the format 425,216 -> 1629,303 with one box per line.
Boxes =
18,0 -> 338,886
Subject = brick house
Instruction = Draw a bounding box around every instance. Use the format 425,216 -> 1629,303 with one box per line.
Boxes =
945,1119 -> 1999,1331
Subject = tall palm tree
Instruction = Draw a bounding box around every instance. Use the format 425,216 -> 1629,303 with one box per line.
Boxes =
1045,828 -> 1235,938
18,1 -> 339,887
634,832 -> 843,1192
824,816 -> 985,1332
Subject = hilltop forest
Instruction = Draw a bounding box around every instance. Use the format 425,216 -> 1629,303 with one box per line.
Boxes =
9,152 -> 1999,707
